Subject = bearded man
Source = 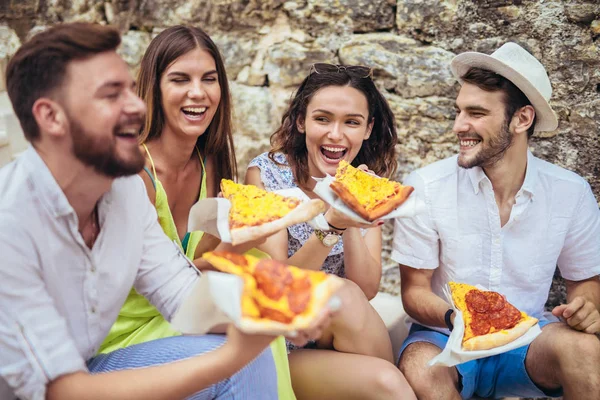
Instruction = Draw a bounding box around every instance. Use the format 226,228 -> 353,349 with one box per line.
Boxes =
0,22 -> 329,400
393,42 -> 600,399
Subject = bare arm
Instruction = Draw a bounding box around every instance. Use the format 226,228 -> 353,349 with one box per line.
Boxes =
47,326 -> 274,400
400,264 -> 452,328
343,226 -> 382,300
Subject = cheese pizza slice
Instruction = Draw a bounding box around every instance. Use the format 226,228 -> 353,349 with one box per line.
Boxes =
449,282 -> 538,351
329,160 -> 414,222
220,179 -> 326,245
202,251 -> 343,331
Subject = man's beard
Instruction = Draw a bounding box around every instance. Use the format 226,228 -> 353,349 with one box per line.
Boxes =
70,117 -> 145,178
458,120 -> 513,169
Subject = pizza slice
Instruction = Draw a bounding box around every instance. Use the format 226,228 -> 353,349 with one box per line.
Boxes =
220,179 -> 326,245
449,282 -> 538,351
329,160 -> 414,222
202,251 -> 343,331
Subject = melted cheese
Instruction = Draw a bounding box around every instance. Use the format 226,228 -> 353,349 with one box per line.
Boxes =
221,179 -> 300,228
334,160 -> 400,211
202,251 -> 328,322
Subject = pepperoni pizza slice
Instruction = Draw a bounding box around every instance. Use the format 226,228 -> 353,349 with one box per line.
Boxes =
202,251 -> 343,331
449,282 -> 538,351
329,160 -> 414,222
220,179 -> 326,245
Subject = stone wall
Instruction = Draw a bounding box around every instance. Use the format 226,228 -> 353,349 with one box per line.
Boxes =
2,0 -> 599,299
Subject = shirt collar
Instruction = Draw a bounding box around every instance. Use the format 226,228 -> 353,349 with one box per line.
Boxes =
520,150 -> 538,198
21,146 -> 75,218
466,164 -> 487,195
466,150 -> 539,198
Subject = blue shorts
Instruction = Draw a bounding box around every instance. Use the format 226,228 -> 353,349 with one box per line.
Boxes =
399,318 -> 563,399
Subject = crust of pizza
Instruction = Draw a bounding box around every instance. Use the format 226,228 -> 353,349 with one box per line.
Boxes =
229,198 -> 326,245
330,180 -> 413,221
329,160 -> 414,222
463,316 -> 538,351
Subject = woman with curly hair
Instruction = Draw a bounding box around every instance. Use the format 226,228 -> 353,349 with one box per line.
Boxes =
246,64 -> 416,400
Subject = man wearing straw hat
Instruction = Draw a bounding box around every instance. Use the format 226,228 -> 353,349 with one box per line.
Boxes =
392,42 -> 600,399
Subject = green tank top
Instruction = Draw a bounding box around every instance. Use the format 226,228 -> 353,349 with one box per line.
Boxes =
98,145 -> 295,399
98,144 -> 207,354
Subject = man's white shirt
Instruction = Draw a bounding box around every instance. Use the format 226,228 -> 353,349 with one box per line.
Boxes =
393,151 -> 600,319
0,147 -> 199,400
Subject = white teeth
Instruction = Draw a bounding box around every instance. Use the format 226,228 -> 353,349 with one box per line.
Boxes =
460,140 -> 481,147
182,107 -> 206,113
322,146 -> 345,152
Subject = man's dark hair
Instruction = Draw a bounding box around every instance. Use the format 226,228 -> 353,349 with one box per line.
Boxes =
461,67 -> 537,138
6,23 -> 121,142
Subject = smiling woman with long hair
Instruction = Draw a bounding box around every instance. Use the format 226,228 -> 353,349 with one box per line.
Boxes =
93,25 -> 295,400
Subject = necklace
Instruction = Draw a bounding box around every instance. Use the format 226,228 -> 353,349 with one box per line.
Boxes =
81,204 -> 99,248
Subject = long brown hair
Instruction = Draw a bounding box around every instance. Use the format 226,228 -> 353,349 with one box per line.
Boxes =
269,68 -> 398,185
6,23 -> 120,142
137,25 -> 236,183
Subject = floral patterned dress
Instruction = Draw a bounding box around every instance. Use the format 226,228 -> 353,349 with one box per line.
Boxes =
248,152 -> 350,278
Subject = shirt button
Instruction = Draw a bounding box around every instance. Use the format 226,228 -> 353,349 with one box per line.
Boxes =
494,237 -> 500,244
91,266 -> 96,273
91,306 -> 96,314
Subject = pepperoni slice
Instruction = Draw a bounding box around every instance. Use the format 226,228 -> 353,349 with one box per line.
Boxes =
485,292 -> 506,311
470,315 -> 491,335
212,251 -> 249,267
254,259 -> 293,300
466,290 -> 490,313
287,275 -> 312,314
488,305 -> 521,329
505,304 -> 522,324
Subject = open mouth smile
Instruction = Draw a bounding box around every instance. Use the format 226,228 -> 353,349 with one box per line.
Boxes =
115,126 -> 139,142
181,106 -> 207,121
320,145 -> 347,164
459,138 -> 482,149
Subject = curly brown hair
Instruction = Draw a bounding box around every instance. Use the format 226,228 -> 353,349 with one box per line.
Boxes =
269,68 -> 398,185
137,25 -> 236,184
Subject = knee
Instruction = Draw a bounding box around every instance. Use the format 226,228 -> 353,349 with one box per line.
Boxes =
333,280 -> 370,323
372,363 -> 415,400
556,332 -> 600,368
398,344 -> 454,393
338,279 -> 368,305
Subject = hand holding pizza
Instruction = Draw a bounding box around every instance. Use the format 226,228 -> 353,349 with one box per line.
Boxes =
324,206 -> 384,231
552,296 -> 600,334
285,307 -> 335,347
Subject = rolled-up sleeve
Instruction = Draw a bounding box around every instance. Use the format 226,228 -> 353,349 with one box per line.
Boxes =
392,171 -> 440,269
0,215 -> 86,400
557,182 -> 600,281
133,179 -> 200,322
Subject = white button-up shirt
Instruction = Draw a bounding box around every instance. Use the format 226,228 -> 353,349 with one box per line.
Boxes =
0,147 -> 199,400
393,151 -> 600,320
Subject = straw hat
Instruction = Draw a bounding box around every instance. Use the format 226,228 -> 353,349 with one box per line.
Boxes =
451,42 -> 558,132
